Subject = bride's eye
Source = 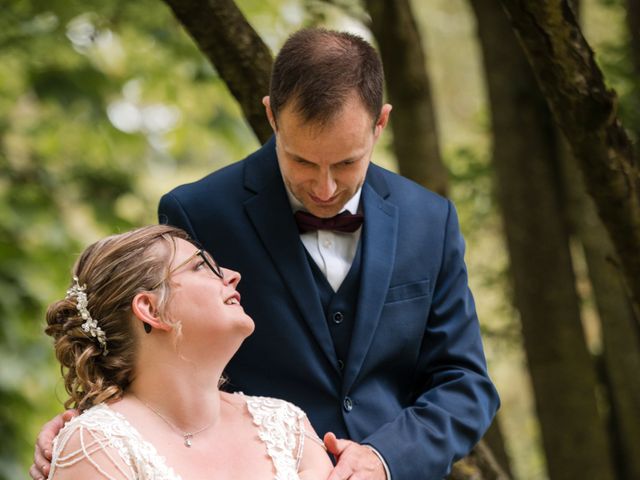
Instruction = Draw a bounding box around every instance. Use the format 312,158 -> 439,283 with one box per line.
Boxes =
195,260 -> 206,270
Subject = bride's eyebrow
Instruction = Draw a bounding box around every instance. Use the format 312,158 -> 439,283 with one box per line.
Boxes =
172,250 -> 201,271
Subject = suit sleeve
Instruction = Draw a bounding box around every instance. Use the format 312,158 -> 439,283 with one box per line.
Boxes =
362,200 -> 500,480
157,192 -> 200,242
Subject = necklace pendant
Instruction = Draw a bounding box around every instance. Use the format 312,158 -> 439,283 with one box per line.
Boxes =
184,434 -> 193,448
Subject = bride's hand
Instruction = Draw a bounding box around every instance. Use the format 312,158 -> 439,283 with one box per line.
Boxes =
29,410 -> 77,479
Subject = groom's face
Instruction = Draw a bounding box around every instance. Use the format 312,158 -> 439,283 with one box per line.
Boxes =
265,95 -> 389,218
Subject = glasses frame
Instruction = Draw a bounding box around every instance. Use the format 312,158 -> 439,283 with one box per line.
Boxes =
152,248 -> 223,290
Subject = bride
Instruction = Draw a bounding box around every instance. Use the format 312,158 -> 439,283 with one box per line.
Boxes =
43,225 -> 332,479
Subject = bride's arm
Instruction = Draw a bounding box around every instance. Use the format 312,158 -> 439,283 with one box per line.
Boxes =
297,416 -> 333,480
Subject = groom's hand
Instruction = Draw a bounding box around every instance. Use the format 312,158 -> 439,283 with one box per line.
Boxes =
324,432 -> 386,480
29,410 -> 77,479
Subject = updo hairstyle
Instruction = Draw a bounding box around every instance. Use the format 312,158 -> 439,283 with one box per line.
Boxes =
45,225 -> 190,411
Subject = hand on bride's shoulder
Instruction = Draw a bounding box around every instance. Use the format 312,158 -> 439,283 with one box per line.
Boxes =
47,410 -> 130,480
31,410 -> 77,480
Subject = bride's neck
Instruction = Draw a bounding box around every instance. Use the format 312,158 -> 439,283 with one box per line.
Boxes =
127,354 -> 225,430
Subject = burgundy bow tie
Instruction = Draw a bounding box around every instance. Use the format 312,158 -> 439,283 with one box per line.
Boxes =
294,210 -> 364,234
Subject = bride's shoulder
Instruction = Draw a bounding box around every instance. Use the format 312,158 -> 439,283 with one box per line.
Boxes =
54,404 -> 130,452
50,405 -> 134,479
59,403 -> 120,433
232,392 -> 306,421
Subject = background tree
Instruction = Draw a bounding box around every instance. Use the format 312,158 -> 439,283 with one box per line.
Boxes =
364,0 -> 448,196
561,140 -> 640,480
470,1 -> 615,478
498,0 -> 640,314
161,0 -> 273,143
623,0 -> 640,145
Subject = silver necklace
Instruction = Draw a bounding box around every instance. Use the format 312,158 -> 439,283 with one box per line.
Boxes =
131,393 -> 216,447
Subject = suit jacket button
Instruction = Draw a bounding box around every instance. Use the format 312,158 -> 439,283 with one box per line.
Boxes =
332,311 -> 344,324
337,359 -> 344,370
343,396 -> 353,412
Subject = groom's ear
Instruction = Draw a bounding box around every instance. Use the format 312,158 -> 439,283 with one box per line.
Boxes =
131,292 -> 171,331
263,96 -> 277,132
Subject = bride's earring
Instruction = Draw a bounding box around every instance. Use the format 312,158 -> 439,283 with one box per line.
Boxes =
143,322 -> 152,334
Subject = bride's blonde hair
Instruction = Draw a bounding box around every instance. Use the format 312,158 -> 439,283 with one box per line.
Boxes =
45,225 -> 189,411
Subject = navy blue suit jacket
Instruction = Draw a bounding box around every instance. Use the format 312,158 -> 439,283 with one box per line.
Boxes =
158,138 -> 499,479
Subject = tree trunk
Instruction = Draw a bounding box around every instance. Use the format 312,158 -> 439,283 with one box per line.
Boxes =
363,0 -> 448,196
481,417 -> 513,479
161,0 -> 273,143
497,0 -> 640,317
626,0 -> 640,78
561,141 -> 640,480
448,441 -> 510,480
624,0 -> 640,147
470,1 -> 616,479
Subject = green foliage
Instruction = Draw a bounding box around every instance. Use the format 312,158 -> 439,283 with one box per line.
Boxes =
589,0 -> 640,143
0,0 -> 259,476
598,35 -> 640,145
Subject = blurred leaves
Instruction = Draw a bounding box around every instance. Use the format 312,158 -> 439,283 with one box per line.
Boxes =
0,0 -> 259,476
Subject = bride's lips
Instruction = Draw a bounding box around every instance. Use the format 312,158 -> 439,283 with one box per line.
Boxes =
224,291 -> 242,306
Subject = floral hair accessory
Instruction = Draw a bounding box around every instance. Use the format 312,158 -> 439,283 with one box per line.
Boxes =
66,276 -> 108,355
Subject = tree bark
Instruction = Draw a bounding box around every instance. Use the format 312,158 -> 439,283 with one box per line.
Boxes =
561,140 -> 640,480
497,0 -> 640,316
481,418 -> 513,479
626,0 -> 640,78
363,0 -> 449,196
448,441 -> 510,480
161,0 -> 273,143
624,0 -> 640,147
470,1 -> 616,479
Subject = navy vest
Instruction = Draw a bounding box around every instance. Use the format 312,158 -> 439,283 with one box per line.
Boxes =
307,241 -> 363,373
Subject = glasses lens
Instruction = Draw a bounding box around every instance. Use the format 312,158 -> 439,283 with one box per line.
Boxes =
200,250 -> 223,279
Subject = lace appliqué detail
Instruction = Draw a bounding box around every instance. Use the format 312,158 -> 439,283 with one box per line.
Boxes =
49,397 -> 313,480
243,395 -> 306,480
49,404 -> 180,480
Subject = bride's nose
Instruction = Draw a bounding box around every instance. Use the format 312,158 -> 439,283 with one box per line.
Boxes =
222,268 -> 241,287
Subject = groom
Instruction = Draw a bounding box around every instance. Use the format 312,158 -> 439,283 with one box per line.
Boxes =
158,28 -> 499,479
32,28 -> 498,480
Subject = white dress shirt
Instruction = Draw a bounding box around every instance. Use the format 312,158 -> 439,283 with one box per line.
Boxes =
285,187 -> 363,292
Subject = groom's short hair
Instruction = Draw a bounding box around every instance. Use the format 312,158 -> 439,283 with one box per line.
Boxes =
269,28 -> 384,127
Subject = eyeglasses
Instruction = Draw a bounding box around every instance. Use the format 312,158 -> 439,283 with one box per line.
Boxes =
152,248 -> 224,290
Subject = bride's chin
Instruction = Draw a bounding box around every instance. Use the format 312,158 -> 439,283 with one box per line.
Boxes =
240,318 -> 255,336
237,313 -> 255,334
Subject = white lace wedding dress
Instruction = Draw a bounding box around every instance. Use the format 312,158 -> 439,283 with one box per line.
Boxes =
48,394 -> 315,480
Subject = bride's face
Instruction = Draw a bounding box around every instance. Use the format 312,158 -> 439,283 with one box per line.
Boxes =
163,238 -> 254,357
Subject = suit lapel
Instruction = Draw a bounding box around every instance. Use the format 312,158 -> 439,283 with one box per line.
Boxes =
243,149 -> 338,371
344,176 -> 398,392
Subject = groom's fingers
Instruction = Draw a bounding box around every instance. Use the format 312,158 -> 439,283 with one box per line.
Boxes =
31,409 -> 78,479
326,441 -> 386,480
28,463 -> 45,480
324,432 -> 350,457
32,440 -> 50,478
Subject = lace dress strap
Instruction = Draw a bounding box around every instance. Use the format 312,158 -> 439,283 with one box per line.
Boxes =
49,404 -> 181,480
243,395 -> 308,480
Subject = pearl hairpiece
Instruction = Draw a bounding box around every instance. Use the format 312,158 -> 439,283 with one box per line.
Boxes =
66,276 -> 108,355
